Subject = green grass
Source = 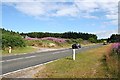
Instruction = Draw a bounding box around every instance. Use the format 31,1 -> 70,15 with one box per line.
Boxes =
2,46 -> 38,55
34,45 -> 113,78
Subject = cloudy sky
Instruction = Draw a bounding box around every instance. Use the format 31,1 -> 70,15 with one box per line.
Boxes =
1,0 -> 119,39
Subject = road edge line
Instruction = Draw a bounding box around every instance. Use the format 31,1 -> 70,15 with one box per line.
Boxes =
1,59 -> 60,78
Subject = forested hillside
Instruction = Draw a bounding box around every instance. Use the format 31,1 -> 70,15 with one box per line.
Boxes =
21,32 -> 97,41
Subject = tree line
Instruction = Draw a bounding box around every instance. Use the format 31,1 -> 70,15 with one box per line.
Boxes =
21,32 -> 97,40
108,34 -> 120,43
1,28 -> 119,50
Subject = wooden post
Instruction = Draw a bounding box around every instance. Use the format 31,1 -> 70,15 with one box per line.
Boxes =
72,49 -> 75,60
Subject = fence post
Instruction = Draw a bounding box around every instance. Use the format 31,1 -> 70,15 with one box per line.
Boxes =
72,49 -> 76,60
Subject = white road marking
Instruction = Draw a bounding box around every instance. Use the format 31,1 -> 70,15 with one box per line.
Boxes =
24,56 -> 36,59
61,50 -> 69,52
1,50 -> 69,62
1,56 -> 36,63
3,58 -> 24,62
52,52 -> 60,54
2,48 -> 68,57
0,59 -> 60,77
52,50 -> 69,54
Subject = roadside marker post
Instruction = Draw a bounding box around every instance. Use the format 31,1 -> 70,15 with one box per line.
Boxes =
72,49 -> 76,60
8,46 -> 12,53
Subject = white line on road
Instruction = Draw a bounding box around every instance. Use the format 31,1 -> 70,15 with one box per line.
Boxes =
1,56 -> 36,63
1,50 -> 69,63
24,56 -> 36,59
52,52 -> 60,54
0,59 -> 60,77
52,50 -> 69,54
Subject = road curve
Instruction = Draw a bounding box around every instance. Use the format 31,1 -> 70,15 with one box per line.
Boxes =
1,44 -> 103,75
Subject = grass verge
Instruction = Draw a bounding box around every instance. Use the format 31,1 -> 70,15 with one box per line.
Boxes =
101,44 -> 119,78
2,46 -> 38,55
34,44 -> 113,78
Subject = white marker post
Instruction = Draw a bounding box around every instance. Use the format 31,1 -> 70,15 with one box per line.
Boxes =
8,46 -> 12,53
72,49 -> 76,60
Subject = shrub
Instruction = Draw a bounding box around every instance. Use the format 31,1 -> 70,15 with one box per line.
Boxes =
25,40 -> 43,47
2,34 -> 26,49
41,37 -> 66,43
103,43 -> 120,77
66,39 -> 78,44
88,37 -> 97,43
112,43 -> 120,55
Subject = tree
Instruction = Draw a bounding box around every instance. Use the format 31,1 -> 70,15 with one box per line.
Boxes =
88,37 -> 97,43
1,28 -> 26,49
109,34 -> 120,42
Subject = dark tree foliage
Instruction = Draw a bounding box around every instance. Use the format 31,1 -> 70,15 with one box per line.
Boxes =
21,31 -> 97,41
97,38 -> 108,43
2,34 -> 25,49
1,28 -> 20,36
1,28 -> 26,49
109,34 -> 120,43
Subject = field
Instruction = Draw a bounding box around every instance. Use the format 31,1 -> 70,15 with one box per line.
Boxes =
34,44 -> 116,78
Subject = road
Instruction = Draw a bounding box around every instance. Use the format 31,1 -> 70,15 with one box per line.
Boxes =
1,44 -> 103,75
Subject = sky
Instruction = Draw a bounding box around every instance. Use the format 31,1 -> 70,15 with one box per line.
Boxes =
1,0 -> 119,39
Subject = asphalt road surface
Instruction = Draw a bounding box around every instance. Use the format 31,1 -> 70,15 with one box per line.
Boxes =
1,44 -> 103,75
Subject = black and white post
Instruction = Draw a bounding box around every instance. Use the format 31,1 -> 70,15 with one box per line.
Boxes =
72,49 -> 76,60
